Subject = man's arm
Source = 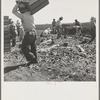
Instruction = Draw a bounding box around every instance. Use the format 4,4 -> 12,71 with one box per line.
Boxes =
12,4 -> 22,19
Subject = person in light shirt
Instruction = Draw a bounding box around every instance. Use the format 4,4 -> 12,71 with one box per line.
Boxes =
56,17 -> 63,39
12,1 -> 38,67
9,21 -> 16,47
16,20 -> 20,36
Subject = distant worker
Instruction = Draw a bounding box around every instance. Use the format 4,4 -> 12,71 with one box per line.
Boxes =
16,20 -> 20,36
19,25 -> 25,42
89,17 -> 96,43
52,19 -> 56,34
9,21 -> 16,47
74,19 -> 82,34
56,17 -> 63,39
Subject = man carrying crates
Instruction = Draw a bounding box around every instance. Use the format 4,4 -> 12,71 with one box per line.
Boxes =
12,0 -> 49,68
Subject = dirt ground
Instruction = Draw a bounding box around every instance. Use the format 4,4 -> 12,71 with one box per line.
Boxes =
4,34 -> 96,81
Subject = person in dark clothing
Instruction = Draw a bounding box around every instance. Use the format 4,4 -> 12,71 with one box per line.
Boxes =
9,21 -> 16,47
75,19 -> 81,26
89,17 -> 96,43
12,1 -> 38,67
52,19 -> 56,34
74,19 -> 81,33
21,30 -> 37,64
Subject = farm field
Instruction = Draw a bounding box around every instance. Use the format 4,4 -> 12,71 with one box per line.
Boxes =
36,22 -> 91,30
4,29 -> 96,81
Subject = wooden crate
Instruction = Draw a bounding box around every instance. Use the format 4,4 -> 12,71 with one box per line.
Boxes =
4,48 -> 10,52
4,47 -> 10,52
4,43 -> 10,50
4,20 -> 9,25
4,32 -> 10,36
4,39 -> 10,44
4,29 -> 9,32
4,16 -> 10,52
4,35 -> 10,39
4,16 -> 9,20
28,0 -> 49,15
4,26 -> 10,37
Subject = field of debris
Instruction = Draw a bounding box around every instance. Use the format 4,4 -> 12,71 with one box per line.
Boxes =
4,31 -> 96,81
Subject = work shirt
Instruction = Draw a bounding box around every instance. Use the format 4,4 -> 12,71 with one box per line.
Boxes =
75,21 -> 81,26
16,22 -> 20,31
16,22 -> 20,27
90,21 -> 96,30
21,12 -> 36,32
10,24 -> 16,37
56,20 -> 61,26
52,21 -> 56,27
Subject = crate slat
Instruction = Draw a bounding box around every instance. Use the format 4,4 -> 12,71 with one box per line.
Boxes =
4,49 -> 10,52
29,0 -> 49,15
4,36 -> 10,39
4,40 -> 10,44
4,16 -> 9,20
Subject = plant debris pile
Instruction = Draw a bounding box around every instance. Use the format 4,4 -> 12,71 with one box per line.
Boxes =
4,33 -> 96,81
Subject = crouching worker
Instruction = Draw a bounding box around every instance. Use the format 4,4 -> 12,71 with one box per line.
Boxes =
12,1 -> 38,67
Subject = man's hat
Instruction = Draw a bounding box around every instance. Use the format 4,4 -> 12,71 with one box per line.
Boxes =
59,16 -> 63,20
75,19 -> 77,21
90,17 -> 95,21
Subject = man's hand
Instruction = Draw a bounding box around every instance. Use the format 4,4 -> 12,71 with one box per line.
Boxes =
16,0 -> 21,4
16,0 -> 28,3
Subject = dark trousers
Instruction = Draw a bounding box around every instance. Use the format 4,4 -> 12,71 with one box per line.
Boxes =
56,26 -> 62,39
10,34 -> 16,47
89,28 -> 96,43
21,30 -> 37,63
52,26 -> 56,34
12,38 -> 16,47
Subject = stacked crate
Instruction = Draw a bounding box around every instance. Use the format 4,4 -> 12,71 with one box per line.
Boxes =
28,0 -> 49,15
16,0 -> 49,15
4,16 -> 10,52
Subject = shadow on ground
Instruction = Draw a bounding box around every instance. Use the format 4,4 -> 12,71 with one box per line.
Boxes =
4,64 -> 26,74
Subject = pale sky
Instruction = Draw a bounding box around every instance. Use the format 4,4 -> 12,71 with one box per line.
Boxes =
2,0 -> 98,24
